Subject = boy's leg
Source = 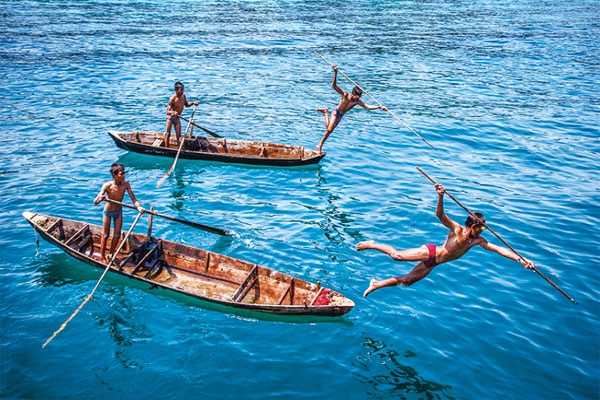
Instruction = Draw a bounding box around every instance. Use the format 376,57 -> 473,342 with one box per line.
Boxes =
174,121 -> 182,144
364,262 -> 433,297
164,119 -> 173,147
317,108 -> 329,128
357,241 -> 429,262
99,215 -> 111,262
317,111 -> 343,153
109,214 -> 123,258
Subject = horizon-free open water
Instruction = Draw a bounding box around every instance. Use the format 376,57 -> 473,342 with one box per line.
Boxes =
1,1 -> 598,399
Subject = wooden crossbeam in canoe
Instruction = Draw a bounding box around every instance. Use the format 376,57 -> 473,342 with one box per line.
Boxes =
276,278 -> 295,305
131,240 -> 162,275
64,224 -> 90,247
232,265 -> 259,303
46,218 -> 63,234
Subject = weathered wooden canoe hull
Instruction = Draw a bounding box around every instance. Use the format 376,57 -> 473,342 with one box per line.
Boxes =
23,212 -> 354,317
107,131 -> 325,167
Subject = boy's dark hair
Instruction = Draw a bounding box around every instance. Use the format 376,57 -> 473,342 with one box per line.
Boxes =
352,86 -> 362,97
110,163 -> 124,177
174,81 -> 184,89
465,212 -> 485,228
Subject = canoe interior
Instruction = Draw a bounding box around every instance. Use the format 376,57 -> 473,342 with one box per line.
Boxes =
25,213 -> 354,316
110,130 -> 322,161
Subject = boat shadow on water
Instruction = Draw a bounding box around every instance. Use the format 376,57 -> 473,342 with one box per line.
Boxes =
32,252 -> 101,288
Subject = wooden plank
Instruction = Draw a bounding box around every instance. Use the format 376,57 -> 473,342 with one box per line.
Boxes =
131,240 -> 161,275
310,287 -> 324,306
46,218 -> 63,234
143,257 -> 163,279
276,284 -> 290,305
64,224 -> 89,247
46,218 -> 65,241
76,233 -> 93,253
277,278 -> 296,305
232,265 -> 258,302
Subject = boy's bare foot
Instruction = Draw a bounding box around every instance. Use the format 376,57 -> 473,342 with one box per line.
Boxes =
356,240 -> 375,251
363,279 -> 378,297
317,108 -> 328,114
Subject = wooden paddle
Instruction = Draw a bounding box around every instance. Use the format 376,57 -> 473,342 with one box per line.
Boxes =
42,210 -> 145,348
416,166 -> 578,305
157,104 -> 198,189
103,198 -> 232,236
314,50 -> 436,150
180,116 -> 222,138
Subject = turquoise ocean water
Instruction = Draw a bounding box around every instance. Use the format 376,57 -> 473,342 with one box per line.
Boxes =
1,1 -> 598,399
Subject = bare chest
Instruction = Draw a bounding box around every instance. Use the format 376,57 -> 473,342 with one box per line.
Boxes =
170,95 -> 186,111
106,183 -> 126,198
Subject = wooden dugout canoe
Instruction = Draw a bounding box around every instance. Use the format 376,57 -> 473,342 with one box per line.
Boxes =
23,212 -> 354,317
107,131 -> 326,167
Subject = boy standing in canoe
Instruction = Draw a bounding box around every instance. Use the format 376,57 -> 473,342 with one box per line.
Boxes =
358,183 -> 535,297
94,163 -> 145,263
165,81 -> 200,147
316,65 -> 387,153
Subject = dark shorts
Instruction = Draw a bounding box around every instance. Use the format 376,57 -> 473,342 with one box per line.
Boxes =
333,107 -> 344,121
167,115 -> 180,126
103,209 -> 122,219
423,244 -> 438,268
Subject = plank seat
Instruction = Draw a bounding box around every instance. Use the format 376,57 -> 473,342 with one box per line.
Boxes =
276,278 -> 295,305
232,265 -> 259,303
45,218 -> 65,241
131,240 -> 163,276
46,218 -> 63,234
64,224 -> 90,247
75,233 -> 93,255
143,256 -> 164,279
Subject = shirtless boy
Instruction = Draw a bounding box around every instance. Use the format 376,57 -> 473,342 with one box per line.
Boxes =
358,183 -> 535,297
316,65 -> 387,153
165,81 -> 200,147
93,163 -> 145,263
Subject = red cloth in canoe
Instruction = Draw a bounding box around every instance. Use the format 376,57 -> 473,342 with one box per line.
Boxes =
312,288 -> 331,306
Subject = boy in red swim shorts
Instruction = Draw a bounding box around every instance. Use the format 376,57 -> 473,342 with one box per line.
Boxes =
357,183 -> 535,297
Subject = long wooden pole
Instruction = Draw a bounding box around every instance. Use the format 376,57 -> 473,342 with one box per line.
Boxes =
42,210 -> 145,348
416,166 -> 578,305
314,50 -> 436,150
157,104 -> 198,189
103,198 -> 231,236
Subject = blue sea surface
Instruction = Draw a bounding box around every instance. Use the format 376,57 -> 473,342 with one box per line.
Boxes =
1,1 -> 599,399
